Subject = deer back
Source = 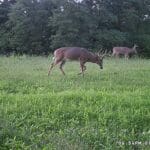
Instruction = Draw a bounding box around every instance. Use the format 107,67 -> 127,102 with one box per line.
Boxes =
54,47 -> 97,62
113,47 -> 135,54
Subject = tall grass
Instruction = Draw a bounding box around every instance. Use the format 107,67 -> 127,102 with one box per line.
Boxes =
0,56 -> 150,149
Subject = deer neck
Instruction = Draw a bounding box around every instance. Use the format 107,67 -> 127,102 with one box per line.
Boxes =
88,53 -> 98,63
133,45 -> 136,51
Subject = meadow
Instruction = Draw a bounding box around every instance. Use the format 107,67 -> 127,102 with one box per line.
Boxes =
0,56 -> 150,150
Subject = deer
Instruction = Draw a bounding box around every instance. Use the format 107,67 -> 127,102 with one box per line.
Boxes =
48,47 -> 107,76
112,44 -> 138,59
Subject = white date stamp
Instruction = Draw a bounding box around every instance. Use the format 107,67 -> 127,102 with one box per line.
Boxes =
116,141 -> 150,146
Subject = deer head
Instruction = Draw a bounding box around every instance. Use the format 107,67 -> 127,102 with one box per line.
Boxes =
133,44 -> 138,54
96,49 -> 110,69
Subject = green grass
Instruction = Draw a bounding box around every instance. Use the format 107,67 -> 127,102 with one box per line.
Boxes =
0,56 -> 150,150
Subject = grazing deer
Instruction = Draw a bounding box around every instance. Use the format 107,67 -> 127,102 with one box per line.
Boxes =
48,47 -> 107,76
112,44 -> 138,59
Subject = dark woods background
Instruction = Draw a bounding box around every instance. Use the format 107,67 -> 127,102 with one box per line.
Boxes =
0,0 -> 150,57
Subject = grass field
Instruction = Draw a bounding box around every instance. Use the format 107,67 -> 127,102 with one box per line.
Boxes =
0,56 -> 150,149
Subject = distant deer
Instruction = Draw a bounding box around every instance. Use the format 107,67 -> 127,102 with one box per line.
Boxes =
112,44 -> 138,59
48,47 -> 107,76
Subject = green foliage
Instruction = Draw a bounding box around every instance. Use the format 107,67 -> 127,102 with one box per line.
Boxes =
132,34 -> 150,57
0,0 -> 16,54
0,0 -> 56,54
0,0 -> 149,56
49,0 -> 94,49
0,56 -> 150,149
8,0 -> 56,54
93,29 -> 129,49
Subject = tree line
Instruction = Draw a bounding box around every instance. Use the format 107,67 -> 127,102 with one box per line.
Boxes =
0,0 -> 150,57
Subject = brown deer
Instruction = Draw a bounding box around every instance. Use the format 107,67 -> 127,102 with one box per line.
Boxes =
112,44 -> 138,59
48,47 -> 107,76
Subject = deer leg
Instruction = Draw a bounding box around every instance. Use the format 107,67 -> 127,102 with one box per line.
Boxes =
112,53 -> 119,58
48,62 -> 54,76
48,59 -> 60,76
83,65 -> 86,72
78,62 -> 86,76
112,53 -> 115,57
125,54 -> 129,59
115,53 -> 119,58
59,60 -> 66,75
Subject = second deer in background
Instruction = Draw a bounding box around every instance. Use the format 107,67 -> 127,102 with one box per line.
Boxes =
112,44 -> 138,59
